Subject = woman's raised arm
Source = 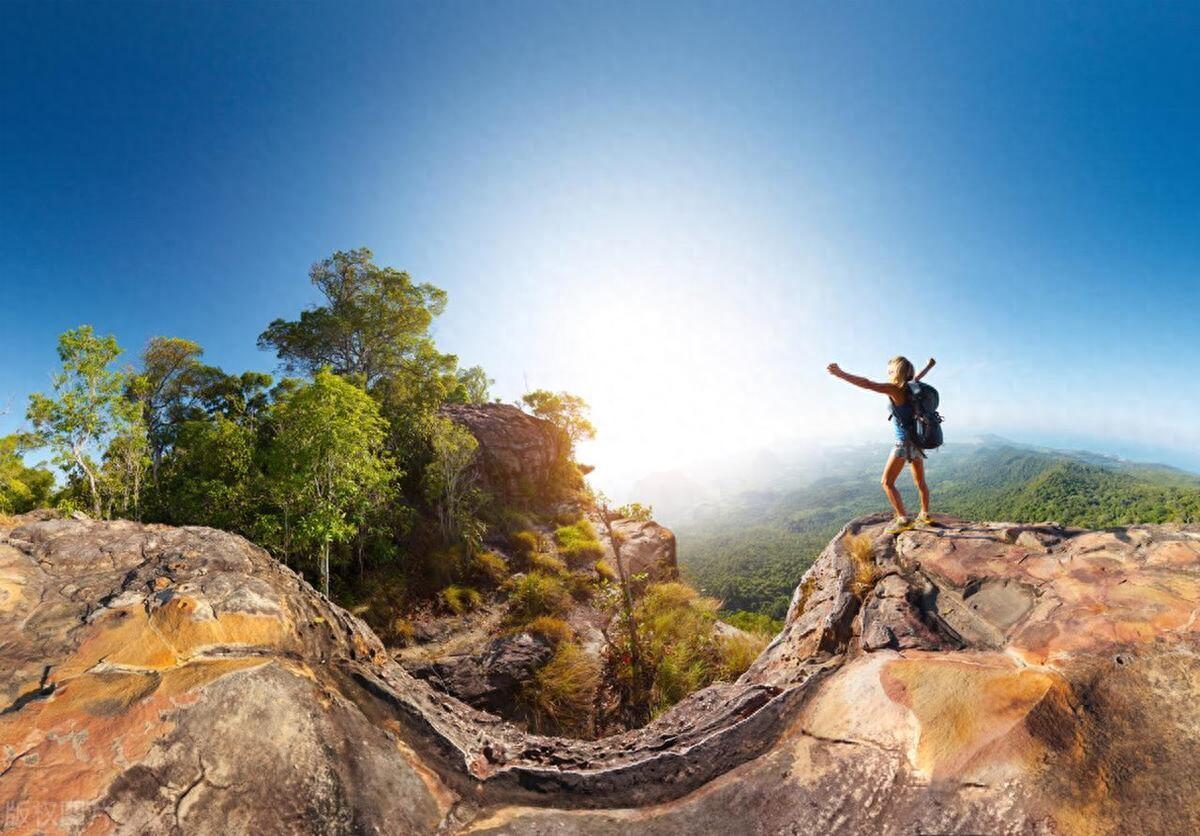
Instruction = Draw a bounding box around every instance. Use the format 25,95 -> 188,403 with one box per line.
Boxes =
827,363 -> 894,394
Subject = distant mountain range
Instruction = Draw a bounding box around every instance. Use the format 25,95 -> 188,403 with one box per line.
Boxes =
637,439 -> 1200,619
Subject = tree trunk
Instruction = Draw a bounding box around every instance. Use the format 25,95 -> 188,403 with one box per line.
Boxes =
322,540 -> 330,598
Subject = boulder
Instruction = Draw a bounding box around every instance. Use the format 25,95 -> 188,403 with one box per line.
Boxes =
4,512 -> 1200,834
439,403 -> 567,505
407,632 -> 554,713
596,516 -> 678,583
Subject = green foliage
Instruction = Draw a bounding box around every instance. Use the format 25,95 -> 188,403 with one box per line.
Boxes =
446,365 -> 494,405
554,518 -> 604,567
268,369 -> 397,595
257,247 -> 450,387
440,584 -> 483,615
529,550 -> 568,575
0,435 -> 54,513
504,571 -> 573,625
605,581 -> 761,721
26,326 -> 139,517
153,416 -> 258,532
471,549 -> 509,586
508,530 -> 540,567
518,615 -> 573,645
423,416 -> 481,544
721,610 -> 783,636
519,389 -> 596,449
521,641 -> 601,736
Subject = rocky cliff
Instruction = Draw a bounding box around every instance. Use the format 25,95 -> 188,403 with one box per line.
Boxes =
439,404 -> 568,505
3,512 -> 1199,834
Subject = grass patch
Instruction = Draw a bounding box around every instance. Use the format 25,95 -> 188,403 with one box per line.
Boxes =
440,584 -> 483,615
843,532 -> 877,597
555,519 -> 605,567
505,571 -> 572,625
521,641 -> 601,736
472,550 -> 509,586
519,615 -> 573,645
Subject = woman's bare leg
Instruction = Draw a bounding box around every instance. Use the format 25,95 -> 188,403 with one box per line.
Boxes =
910,456 -> 930,515
880,451 -> 908,518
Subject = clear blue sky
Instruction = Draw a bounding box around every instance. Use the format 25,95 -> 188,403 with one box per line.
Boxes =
3,1 -> 1199,489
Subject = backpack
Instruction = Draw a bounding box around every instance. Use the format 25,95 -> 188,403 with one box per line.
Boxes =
896,381 -> 944,450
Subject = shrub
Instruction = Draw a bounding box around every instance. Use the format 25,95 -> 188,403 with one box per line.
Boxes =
555,519 -> 605,567
472,549 -> 509,586
440,584 -> 483,615
529,551 -> 568,576
505,571 -> 572,625
563,570 -> 595,602
521,641 -> 600,735
509,530 -> 540,567
717,632 -> 769,680
520,615 -> 573,645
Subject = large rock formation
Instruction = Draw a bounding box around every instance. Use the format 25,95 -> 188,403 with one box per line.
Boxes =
439,403 -> 567,505
3,512 -> 1200,834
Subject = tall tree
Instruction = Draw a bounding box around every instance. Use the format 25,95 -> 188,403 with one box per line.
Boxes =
423,416 -> 481,543
131,336 -> 203,483
257,248 -> 450,388
27,326 -> 134,517
520,389 -> 597,451
268,369 -> 397,596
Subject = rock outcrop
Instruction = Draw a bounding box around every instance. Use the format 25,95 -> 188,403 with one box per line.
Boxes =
4,512 -> 1200,834
595,516 -> 678,583
407,632 -> 554,713
440,403 -> 567,505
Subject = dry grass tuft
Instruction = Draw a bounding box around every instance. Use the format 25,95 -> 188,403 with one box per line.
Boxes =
844,532 -> 878,597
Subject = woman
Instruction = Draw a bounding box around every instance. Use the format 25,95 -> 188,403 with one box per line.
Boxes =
827,356 -> 936,532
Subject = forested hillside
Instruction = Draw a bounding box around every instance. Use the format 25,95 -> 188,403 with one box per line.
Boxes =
679,442 -> 1200,618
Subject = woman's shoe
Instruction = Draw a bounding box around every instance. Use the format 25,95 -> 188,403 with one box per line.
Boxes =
885,515 -> 912,534
915,512 -> 934,526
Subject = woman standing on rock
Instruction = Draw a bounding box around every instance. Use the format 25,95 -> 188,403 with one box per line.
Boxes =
826,356 -> 936,533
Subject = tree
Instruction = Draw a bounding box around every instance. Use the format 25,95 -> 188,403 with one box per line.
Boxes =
257,248 -> 450,388
0,434 -> 54,514
446,365 -> 494,405
101,406 -> 150,519
268,369 -> 397,597
423,416 -> 480,543
519,390 -> 596,450
27,326 -> 135,517
131,336 -> 203,483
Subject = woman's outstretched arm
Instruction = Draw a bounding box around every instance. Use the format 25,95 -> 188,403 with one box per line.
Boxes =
915,357 -> 936,381
827,363 -> 895,394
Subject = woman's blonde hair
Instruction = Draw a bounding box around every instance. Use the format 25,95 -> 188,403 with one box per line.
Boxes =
888,356 -> 914,386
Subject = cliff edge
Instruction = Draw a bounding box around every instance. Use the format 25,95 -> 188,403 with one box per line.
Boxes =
3,512 -> 1199,834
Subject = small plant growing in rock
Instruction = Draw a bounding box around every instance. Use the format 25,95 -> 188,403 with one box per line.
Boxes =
471,549 -> 509,586
843,532 -> 877,597
519,615 -> 573,645
521,640 -> 601,736
555,519 -> 605,567
440,584 -> 483,615
504,571 -> 572,625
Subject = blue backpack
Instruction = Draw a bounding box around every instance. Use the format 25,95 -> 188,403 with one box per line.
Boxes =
896,382 -> 944,450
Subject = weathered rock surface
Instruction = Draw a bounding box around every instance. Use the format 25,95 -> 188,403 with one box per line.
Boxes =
4,512 -> 1200,834
407,632 -> 554,713
440,403 -> 567,504
595,516 -> 678,583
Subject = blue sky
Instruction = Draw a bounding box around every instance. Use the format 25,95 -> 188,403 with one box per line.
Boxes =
3,1 -> 1199,491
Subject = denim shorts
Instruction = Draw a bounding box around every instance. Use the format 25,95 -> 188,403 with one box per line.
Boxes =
893,438 -> 927,462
